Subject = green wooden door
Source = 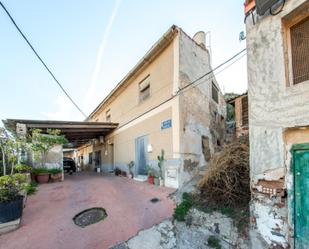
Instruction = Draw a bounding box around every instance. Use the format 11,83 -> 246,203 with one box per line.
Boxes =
294,148 -> 309,249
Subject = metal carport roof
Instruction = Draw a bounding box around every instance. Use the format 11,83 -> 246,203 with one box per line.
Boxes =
3,119 -> 118,148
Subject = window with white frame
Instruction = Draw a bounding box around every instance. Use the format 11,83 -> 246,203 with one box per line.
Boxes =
139,76 -> 150,102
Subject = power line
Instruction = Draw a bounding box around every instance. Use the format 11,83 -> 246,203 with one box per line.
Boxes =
118,48 -> 247,129
179,52 -> 247,95
0,1 -> 87,118
176,48 -> 246,94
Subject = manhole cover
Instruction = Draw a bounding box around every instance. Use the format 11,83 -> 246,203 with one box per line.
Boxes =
150,198 -> 160,203
73,207 -> 107,227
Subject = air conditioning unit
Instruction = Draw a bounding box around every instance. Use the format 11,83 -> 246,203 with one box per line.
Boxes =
255,0 -> 281,15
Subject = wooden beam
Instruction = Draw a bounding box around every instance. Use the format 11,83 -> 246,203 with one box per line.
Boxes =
26,124 -> 117,129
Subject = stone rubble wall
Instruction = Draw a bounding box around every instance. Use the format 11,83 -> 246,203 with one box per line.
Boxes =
110,208 -> 249,249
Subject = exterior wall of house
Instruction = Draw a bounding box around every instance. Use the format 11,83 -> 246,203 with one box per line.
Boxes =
79,35 -> 177,185
78,27 -> 225,189
233,95 -> 249,138
30,145 -> 63,170
246,0 -> 309,247
77,144 -> 95,171
178,31 -> 226,187
90,41 -> 174,127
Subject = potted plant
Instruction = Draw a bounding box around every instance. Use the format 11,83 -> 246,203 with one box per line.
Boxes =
32,167 -> 50,184
127,161 -> 134,179
147,165 -> 155,184
0,174 -> 27,223
14,163 -> 32,183
115,168 -> 121,176
31,128 -> 68,172
49,168 -> 62,182
157,150 -> 165,186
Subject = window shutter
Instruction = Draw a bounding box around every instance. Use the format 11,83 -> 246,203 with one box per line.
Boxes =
291,16 -> 309,84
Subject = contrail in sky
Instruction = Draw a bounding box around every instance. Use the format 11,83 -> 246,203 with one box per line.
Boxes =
83,0 -> 122,114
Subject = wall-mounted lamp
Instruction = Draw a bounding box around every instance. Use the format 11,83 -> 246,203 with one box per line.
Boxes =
147,144 -> 153,153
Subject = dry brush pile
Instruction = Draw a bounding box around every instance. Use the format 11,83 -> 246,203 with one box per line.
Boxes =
198,136 -> 250,207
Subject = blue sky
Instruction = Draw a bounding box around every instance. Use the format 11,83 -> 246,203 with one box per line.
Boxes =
0,0 -> 247,123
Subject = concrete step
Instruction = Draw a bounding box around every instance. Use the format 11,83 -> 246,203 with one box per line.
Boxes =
133,175 -> 148,182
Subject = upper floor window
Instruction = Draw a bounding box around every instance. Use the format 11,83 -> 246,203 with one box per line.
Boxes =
290,16 -> 309,85
212,82 -> 219,104
106,109 -> 111,122
139,76 -> 150,102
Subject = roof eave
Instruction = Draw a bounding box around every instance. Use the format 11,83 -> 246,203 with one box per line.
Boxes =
86,25 -> 180,120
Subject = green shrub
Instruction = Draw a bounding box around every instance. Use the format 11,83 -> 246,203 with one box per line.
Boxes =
49,168 -> 62,174
26,181 -> 38,195
14,163 -> 32,173
32,167 -> 49,174
0,174 -> 28,202
173,192 -> 193,221
207,236 -> 221,249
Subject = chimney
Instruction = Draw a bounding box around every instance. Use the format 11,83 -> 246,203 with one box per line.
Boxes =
193,31 -> 206,49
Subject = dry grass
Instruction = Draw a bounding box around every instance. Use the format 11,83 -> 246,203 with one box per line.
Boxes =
198,136 -> 250,207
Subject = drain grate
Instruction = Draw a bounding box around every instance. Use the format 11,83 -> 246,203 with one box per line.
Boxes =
150,198 -> 160,203
73,207 -> 107,227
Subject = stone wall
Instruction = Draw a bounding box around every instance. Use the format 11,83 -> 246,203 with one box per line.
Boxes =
111,208 -> 248,249
178,30 -> 226,188
246,0 -> 309,247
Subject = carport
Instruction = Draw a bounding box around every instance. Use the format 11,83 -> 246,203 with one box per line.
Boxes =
4,119 -> 118,148
4,119 -> 118,173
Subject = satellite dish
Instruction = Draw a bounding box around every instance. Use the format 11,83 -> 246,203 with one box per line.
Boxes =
255,0 -> 281,15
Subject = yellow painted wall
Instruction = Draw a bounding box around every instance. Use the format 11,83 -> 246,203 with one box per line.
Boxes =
91,41 -> 174,127
110,107 -> 173,164
78,39 -> 175,173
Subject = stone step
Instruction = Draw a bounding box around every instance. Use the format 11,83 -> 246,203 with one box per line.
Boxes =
133,175 -> 148,182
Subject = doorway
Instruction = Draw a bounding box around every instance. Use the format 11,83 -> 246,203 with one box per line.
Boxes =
293,144 -> 309,249
95,151 -> 101,169
135,135 -> 148,175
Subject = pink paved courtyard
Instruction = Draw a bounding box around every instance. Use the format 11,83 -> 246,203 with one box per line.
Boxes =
0,173 -> 175,249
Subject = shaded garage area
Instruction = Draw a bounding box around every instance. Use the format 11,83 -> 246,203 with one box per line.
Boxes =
4,119 -> 119,174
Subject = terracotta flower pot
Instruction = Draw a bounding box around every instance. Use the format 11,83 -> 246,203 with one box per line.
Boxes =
148,175 -> 154,184
50,173 -> 62,183
36,173 -> 50,184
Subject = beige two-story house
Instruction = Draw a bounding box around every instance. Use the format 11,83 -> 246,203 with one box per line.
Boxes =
77,25 -> 226,189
